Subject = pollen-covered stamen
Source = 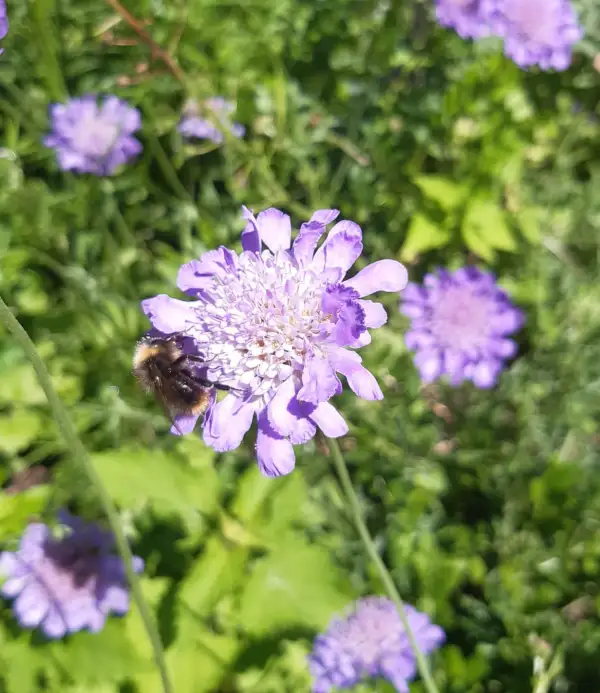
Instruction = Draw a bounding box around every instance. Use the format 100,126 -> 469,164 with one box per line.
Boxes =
188,250 -> 332,402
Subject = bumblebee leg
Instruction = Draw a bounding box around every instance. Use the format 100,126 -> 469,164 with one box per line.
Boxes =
173,354 -> 207,369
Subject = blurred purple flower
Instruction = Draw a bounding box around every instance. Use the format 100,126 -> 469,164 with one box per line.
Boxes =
0,0 -> 8,53
434,0 -> 490,39
308,597 -> 445,693
178,97 -> 245,144
0,512 -> 143,639
44,95 -> 142,175
482,0 -> 582,70
401,267 -> 524,388
141,206 -> 408,476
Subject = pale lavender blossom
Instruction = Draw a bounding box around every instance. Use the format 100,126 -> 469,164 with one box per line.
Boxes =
178,97 -> 245,144
0,512 -> 143,639
434,0 -> 490,39
481,0 -> 583,70
401,267 -> 523,388
44,95 -> 142,175
308,597 -> 445,693
141,206 -> 408,476
0,0 -> 7,53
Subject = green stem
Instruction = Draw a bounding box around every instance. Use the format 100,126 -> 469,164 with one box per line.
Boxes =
327,437 -> 440,693
0,297 -> 173,693
31,0 -> 67,101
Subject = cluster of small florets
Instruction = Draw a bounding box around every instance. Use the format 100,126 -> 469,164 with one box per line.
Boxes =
434,0 -> 583,71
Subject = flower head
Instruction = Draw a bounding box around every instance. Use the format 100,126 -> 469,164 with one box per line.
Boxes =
434,0 -> 490,39
401,267 -> 523,388
308,597 -> 445,693
178,97 -> 245,144
44,95 -> 142,175
0,513 -> 143,639
141,206 -> 408,476
481,0 -> 582,70
0,0 -> 8,53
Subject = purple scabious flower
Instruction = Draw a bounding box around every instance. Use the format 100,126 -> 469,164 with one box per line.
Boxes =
141,206 -> 408,476
401,267 -> 524,388
0,0 -> 8,54
178,97 -> 245,144
0,512 -> 143,639
44,95 -> 142,175
434,0 -> 490,39
481,0 -> 583,70
308,597 -> 445,693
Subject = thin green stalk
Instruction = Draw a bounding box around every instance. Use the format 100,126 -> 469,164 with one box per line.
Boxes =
31,0 -> 67,102
0,296 -> 173,693
327,437 -> 440,693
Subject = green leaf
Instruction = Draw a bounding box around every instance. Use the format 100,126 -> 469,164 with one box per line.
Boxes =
49,619 -> 151,685
0,635 -> 46,693
0,408 -> 43,455
237,535 -> 353,636
400,214 -> 452,262
127,579 -> 240,693
516,206 -> 541,243
91,445 -> 220,520
179,535 -> 247,618
415,175 -> 467,211
462,198 -> 517,256
0,486 -> 50,541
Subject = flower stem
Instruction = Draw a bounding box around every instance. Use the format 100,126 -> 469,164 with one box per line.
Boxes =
327,436 -> 440,693
0,296 -> 173,693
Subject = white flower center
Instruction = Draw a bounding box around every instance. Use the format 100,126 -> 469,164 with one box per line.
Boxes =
429,285 -> 493,351
70,112 -> 120,159
189,250 -> 329,401
503,0 -> 558,44
334,599 -> 402,669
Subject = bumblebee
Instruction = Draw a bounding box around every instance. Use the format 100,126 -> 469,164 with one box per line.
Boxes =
132,335 -> 231,427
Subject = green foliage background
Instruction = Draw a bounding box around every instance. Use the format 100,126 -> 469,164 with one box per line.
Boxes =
1,0 -> 600,691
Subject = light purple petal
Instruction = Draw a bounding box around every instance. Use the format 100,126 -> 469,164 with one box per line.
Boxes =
177,248 -> 234,293
443,349 -> 467,385
141,295 -> 198,334
348,330 -> 371,348
344,260 -> 409,297
41,607 -> 68,639
100,586 -> 130,614
2,575 -> 28,598
256,411 -> 296,477
267,378 -> 317,443
490,308 -> 524,334
414,349 -> 443,382
488,338 -> 518,359
240,206 -> 261,252
171,414 -> 200,436
292,220 -> 327,266
328,347 -> 383,400
297,355 -> 342,404
311,209 -> 340,225
256,208 -> 292,252
471,359 -> 502,388
312,221 -> 363,274
401,283 -> 428,303
14,586 -> 48,628
20,524 -> 49,555
358,300 -> 387,328
310,402 -> 349,437
203,396 -> 255,452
